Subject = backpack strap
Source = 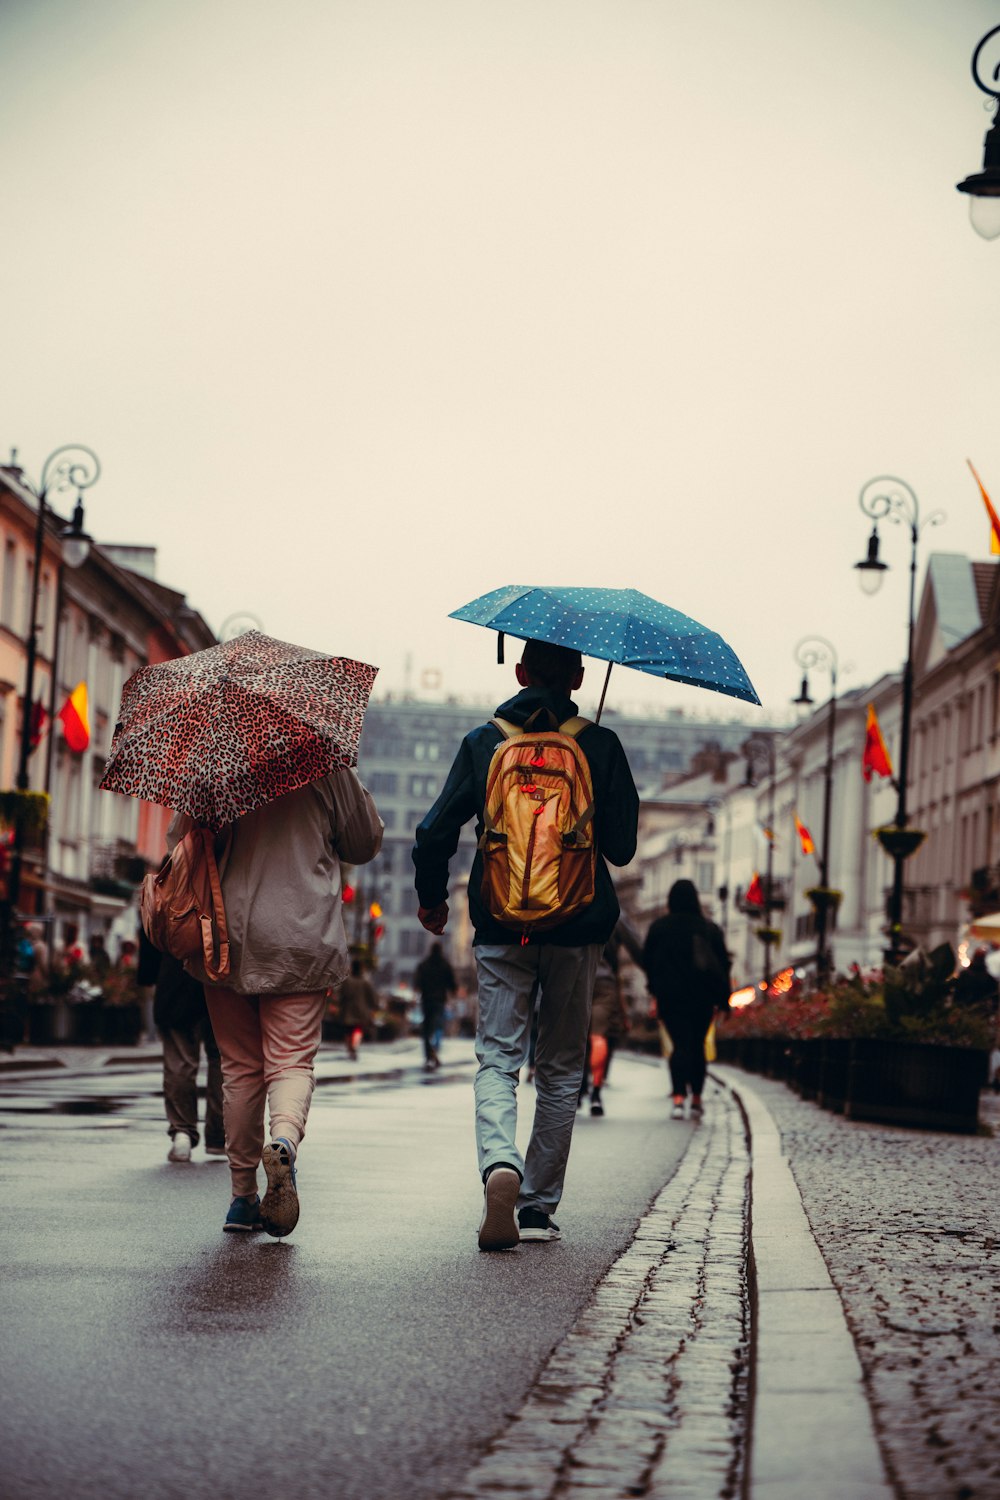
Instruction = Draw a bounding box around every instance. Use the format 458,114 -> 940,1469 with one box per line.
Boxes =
490,717 -> 520,739
197,826 -> 231,983
559,716 -> 592,739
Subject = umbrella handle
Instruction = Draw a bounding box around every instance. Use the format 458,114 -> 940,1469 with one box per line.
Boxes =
595,661 -> 613,723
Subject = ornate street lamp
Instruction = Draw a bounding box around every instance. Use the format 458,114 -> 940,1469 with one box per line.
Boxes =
855,477 -> 943,964
3,446 -> 99,941
792,637 -> 839,980
744,734 -> 778,987
956,25 -> 1000,240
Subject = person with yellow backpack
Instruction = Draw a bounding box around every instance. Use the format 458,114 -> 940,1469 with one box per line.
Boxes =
413,638 -> 639,1252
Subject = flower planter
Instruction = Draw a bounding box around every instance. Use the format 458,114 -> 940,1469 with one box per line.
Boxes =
844,1039 -> 988,1133
27,1005 -> 57,1046
788,1038 -> 823,1100
817,1038 -> 852,1113
101,1004 -> 142,1047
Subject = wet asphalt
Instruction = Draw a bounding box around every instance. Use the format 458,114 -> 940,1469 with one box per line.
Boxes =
0,1049 -> 690,1500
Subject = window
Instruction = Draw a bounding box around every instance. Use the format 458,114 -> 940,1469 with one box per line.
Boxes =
370,771 -> 398,795
1,539 -> 15,629
21,558 -> 33,636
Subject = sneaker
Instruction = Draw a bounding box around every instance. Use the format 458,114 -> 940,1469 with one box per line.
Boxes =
223,1194 -> 263,1233
167,1132 -> 193,1162
690,1097 -> 704,1117
477,1166 -> 520,1252
204,1143 -> 228,1158
260,1137 -> 299,1238
671,1100 -> 685,1120
517,1207 -> 561,1242
590,1089 -> 604,1117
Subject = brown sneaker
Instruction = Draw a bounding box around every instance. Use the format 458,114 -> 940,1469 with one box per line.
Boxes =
477,1166 -> 520,1252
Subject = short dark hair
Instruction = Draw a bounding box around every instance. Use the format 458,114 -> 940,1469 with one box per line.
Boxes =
520,638 -> 583,693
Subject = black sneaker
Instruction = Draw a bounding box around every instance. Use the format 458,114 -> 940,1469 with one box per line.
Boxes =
517,1207 -> 561,1242
590,1089 -> 604,1117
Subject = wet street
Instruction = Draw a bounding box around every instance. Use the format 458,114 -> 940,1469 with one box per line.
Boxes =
0,1048 -> 690,1500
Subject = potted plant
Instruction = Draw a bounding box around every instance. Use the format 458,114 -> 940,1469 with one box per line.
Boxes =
714,946 -> 992,1133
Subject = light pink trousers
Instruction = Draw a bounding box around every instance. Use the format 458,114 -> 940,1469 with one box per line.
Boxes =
205,987 -> 327,1198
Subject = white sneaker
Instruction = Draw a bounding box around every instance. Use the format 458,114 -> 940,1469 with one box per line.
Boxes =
670,1101 -> 685,1121
167,1132 -> 193,1162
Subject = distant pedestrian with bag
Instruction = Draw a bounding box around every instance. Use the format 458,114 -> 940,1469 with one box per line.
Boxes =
337,957 -> 378,1060
413,638 -> 638,1251
642,879 -> 731,1120
414,942 -> 457,1070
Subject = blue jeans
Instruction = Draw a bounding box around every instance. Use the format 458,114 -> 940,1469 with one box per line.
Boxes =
474,942 -> 601,1217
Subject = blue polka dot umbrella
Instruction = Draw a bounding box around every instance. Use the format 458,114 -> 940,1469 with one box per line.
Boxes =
449,586 -> 760,719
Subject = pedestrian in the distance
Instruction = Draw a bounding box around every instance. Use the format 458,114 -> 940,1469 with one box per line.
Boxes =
414,941 -> 457,1070
582,920 -> 642,1117
413,637 -> 639,1251
171,767 -> 383,1237
337,958 -> 378,1060
953,948 -> 999,1014
140,930 -> 225,1163
642,879 -> 731,1120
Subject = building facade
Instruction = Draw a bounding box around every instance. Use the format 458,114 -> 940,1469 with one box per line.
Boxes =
0,461 -> 215,968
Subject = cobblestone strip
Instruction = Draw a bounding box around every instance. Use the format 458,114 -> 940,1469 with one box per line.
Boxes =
446,1078 -> 751,1500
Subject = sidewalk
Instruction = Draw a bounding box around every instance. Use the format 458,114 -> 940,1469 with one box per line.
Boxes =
722,1067 -> 1000,1500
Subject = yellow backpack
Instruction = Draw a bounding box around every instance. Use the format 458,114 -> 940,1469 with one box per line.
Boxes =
479,710 -> 597,938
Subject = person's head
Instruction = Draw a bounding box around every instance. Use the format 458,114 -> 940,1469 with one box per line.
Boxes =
515,639 -> 584,696
350,958 -> 363,976
667,879 -> 702,917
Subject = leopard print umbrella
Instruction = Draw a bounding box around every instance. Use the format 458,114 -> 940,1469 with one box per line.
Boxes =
100,630 -> 378,830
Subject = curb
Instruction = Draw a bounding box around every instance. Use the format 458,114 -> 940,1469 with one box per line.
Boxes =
713,1066 -> 893,1500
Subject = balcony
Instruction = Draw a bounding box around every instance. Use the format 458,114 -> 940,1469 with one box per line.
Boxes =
967,865 -> 1000,919
737,876 -> 789,915
90,838 -> 147,897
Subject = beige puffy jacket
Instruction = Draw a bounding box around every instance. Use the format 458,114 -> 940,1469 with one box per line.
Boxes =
169,769 -> 383,996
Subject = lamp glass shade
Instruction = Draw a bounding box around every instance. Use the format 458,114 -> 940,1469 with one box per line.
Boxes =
61,529 -> 91,569
969,194 -> 1000,239
855,562 -> 886,596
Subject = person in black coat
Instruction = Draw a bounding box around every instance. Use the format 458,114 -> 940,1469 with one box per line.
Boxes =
139,929 -> 225,1163
642,879 -> 731,1120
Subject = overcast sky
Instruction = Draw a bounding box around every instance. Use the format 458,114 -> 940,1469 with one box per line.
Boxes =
1,0 -> 998,727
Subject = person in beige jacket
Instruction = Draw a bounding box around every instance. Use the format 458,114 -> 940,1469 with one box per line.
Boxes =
172,766 -> 383,1238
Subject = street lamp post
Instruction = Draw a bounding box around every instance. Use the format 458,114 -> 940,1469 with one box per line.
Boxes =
855,476 -> 942,965
956,25 -> 1000,240
4,447 -> 98,931
744,734 -> 778,988
792,636 -> 839,980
